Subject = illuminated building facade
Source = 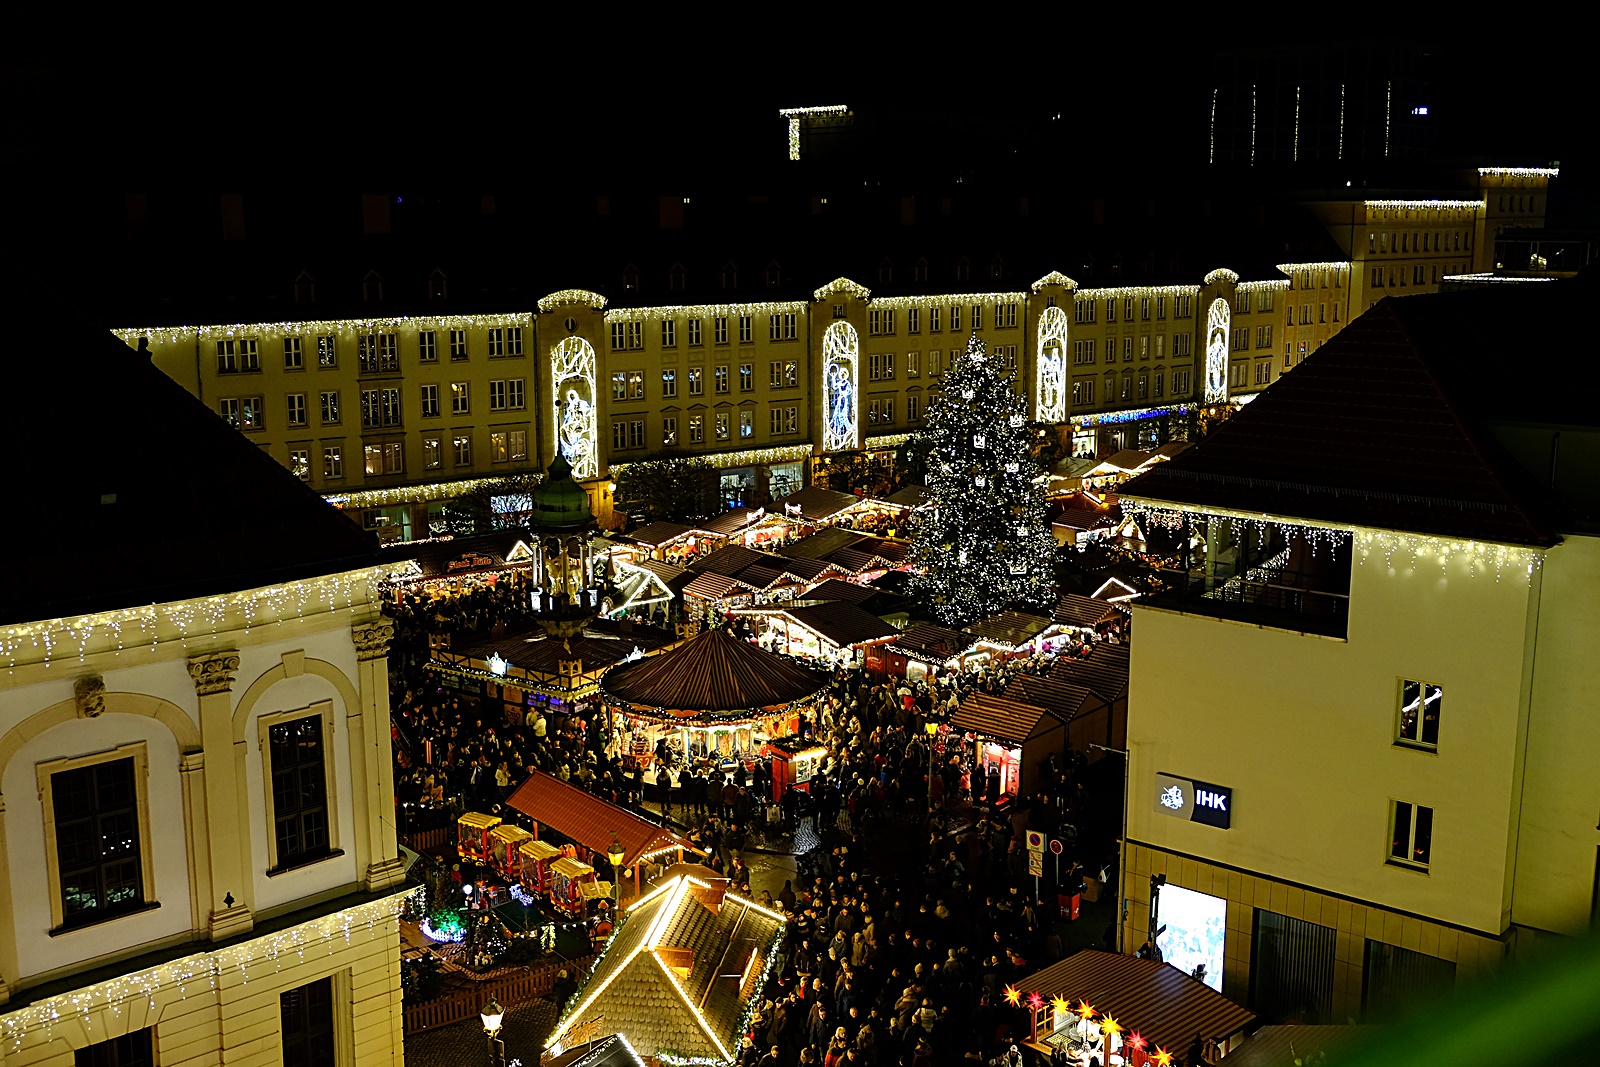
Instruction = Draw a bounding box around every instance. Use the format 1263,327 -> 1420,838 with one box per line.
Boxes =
1116,285 -> 1600,1025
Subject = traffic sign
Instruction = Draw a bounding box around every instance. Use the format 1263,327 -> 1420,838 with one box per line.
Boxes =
1026,830 -> 1046,852
1048,837 -> 1064,856
1027,852 -> 1044,877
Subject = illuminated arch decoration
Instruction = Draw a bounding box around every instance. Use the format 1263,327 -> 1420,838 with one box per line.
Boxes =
1035,305 -> 1069,423
551,337 -> 598,479
1205,298 -> 1230,404
822,321 -> 860,452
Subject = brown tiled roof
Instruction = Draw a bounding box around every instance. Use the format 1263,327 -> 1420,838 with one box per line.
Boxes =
697,507 -> 765,537
775,485 -> 859,521
735,564 -> 788,590
886,484 -> 928,507
1121,298 -> 1563,547
1050,645 -> 1129,702
549,876 -> 785,1063
1018,950 -> 1255,1054
826,548 -> 877,574
683,573 -> 743,601
780,602 -> 900,648
601,628 -> 827,716
505,772 -> 697,869
692,544 -> 767,576
776,527 -> 862,561
774,557 -> 834,581
1053,594 -> 1122,629
802,579 -> 879,606
967,611 -> 1054,647
887,623 -> 971,659
950,692 -> 1057,745
626,521 -> 694,547
1003,675 -> 1099,722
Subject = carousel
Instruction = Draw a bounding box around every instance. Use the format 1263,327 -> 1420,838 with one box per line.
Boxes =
599,627 -> 829,773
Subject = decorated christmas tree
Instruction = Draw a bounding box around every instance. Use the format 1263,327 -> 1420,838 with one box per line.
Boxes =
910,336 -> 1056,626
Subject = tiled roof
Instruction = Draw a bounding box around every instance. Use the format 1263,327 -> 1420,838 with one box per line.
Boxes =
683,573 -> 744,601
735,564 -> 788,590
692,544 -> 768,576
886,484 -> 928,507
780,602 -> 900,648
967,611 -> 1054,647
505,772 -> 697,869
626,521 -> 694,547
826,548 -> 877,574
801,579 -> 879,606
887,623 -> 971,660
1050,645 -> 1129,702
1003,675 -> 1099,722
601,628 -> 828,715
1121,297 -> 1564,546
697,507 -> 765,537
774,485 -> 860,521
1018,950 -> 1255,1054
549,876 -> 786,1063
950,692 -> 1057,745
1053,594 -> 1123,629
6,321 -> 382,626
776,527 -> 863,561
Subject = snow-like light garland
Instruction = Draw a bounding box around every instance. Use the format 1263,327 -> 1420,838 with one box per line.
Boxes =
1071,403 -> 1194,428
604,301 -> 807,324
326,476 -> 523,510
1236,280 -> 1290,293
111,314 -> 531,348
539,290 -> 609,313
1365,199 -> 1482,213
1276,261 -> 1351,275
1031,271 -> 1079,293
1,564 -> 406,672
0,889 -> 413,1052
551,337 -> 599,480
1073,284 -> 1199,302
869,292 -> 1027,311
778,105 -> 849,162
1036,305 -> 1068,424
608,444 -> 813,477
813,278 -> 871,302
1440,273 -> 1556,284
1204,268 -> 1240,286
864,433 -> 911,450
1477,167 -> 1558,178
1204,298 -> 1230,405
822,321 -> 860,452
420,912 -> 467,942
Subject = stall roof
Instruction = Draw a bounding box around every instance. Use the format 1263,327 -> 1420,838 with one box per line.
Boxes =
1094,449 -> 1160,475
775,485 -> 860,522
967,611 -> 1054,648
506,771 -> 698,870
692,544 -> 768,576
683,573 -> 745,602
698,507 -> 765,538
951,692 -> 1062,746
887,623 -> 972,661
1019,950 -> 1255,1056
735,564 -> 789,590
801,579 -> 881,606
886,484 -> 928,508
778,602 -> 900,648
1002,675 -> 1100,723
1049,645 -> 1130,703
774,557 -> 835,582
827,548 -> 879,575
545,1034 -> 647,1067
776,526 -> 863,561
446,619 -> 676,681
633,558 -> 694,593
1053,594 -> 1124,630
625,521 -> 694,548
384,528 -> 535,580
545,875 -> 785,1063
601,628 -> 828,716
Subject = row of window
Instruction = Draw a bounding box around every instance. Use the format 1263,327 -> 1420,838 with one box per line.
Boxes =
1070,368 -> 1192,406
1368,230 -> 1471,255
223,380 -> 527,432
1230,326 -> 1279,351
217,328 -> 521,374
1284,302 -> 1344,327
1227,361 -> 1276,388
289,427 -> 529,481
610,405 -> 813,451
1070,334 -> 1194,364
1386,680 -> 1444,870
1073,294 -> 1194,325
1370,264 -> 1464,289
610,314 -> 801,351
612,362 -> 802,401
867,302 -> 1019,337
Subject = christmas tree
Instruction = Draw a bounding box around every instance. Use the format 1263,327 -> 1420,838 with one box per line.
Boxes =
910,336 -> 1056,626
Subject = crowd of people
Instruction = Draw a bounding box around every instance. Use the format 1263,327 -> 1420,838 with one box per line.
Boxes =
381,573 -> 1182,1067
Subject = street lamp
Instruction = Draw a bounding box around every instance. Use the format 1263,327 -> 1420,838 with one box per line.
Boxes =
607,831 -> 626,912
481,998 -> 506,1067
925,721 -> 940,814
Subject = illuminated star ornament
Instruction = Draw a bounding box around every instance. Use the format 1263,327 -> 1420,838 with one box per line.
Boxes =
1026,991 -> 1045,1011
1051,997 -> 1072,1018
1077,1000 -> 1095,1020
1154,1049 -> 1173,1067
1003,985 -> 1022,1007
1128,1033 -> 1147,1052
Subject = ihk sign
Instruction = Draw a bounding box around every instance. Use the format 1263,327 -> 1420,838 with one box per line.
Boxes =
1154,773 -> 1233,830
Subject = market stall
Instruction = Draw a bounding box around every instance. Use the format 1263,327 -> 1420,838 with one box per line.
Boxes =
950,693 -> 1070,808
457,811 -> 502,864
743,600 -> 898,671
381,528 -> 539,603
517,837 -> 564,896
883,623 -> 973,682
765,735 -> 828,803
599,628 -> 829,770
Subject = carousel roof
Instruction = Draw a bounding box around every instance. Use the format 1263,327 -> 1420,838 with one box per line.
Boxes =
600,628 -> 828,717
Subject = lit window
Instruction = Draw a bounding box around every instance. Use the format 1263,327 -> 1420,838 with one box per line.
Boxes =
1397,680 -> 1442,749
1389,801 -> 1433,869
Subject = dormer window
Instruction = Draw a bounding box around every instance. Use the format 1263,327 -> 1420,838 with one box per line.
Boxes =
765,260 -> 781,288
955,257 -> 970,283
878,258 -> 893,285
989,255 -> 1004,281
622,264 -> 640,292
668,263 -> 687,292
721,261 -> 738,290
914,258 -> 929,284
428,268 -> 448,300
362,270 -> 383,303
294,271 -> 316,306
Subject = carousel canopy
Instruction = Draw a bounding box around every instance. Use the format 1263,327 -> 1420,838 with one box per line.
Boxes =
601,628 -> 828,718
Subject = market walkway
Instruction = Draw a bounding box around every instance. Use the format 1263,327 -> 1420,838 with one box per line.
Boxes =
405,999 -> 558,1067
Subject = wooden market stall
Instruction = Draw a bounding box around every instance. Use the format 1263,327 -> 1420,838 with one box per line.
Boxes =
1049,644 -> 1130,753
599,628 -> 828,768
883,623 -> 973,682
950,693 -> 1070,809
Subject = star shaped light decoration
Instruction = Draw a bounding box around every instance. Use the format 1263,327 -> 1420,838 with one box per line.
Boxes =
1127,1032 -> 1147,1052
1051,997 -> 1072,1019
1026,992 -> 1045,1011
1003,985 -> 1022,1007
1077,1000 -> 1096,1020
1101,1016 -> 1122,1038
1154,1049 -> 1173,1067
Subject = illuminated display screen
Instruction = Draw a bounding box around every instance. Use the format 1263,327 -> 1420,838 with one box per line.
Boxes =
1155,884 -> 1226,991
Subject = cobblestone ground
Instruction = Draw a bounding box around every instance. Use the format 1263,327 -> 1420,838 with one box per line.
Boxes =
405,999 -> 558,1067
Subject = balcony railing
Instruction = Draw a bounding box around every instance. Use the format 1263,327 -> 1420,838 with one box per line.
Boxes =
1147,567 -> 1350,639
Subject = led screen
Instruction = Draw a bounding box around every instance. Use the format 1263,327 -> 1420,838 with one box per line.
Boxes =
1155,884 -> 1226,991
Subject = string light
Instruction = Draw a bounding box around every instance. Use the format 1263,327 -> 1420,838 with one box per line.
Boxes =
1275,262 -> 1350,275
1236,280 -> 1289,293
2,564 -> 408,672
1036,305 -> 1069,423
539,290 -> 609,313
327,476 -> 521,510
609,444 -> 813,477
1440,273 -> 1555,285
605,301 -> 808,324
551,336 -> 599,480
1365,199 -> 1481,213
813,278 -> 871,302
111,314 -> 532,348
1203,269 -> 1239,286
823,321 -> 860,452
864,433 -> 910,450
778,106 -> 849,162
1204,298 -> 1230,405
1030,271 -> 1079,293
1354,530 -> 1545,582
1071,404 -> 1195,429
0,890 -> 413,1052
1477,166 -> 1559,178
1074,284 -> 1199,302
869,292 -> 1026,311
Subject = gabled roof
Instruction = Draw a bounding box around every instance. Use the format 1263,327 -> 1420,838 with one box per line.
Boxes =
1003,675 -> 1100,722
774,485 -> 860,521
1018,950 -> 1255,1055
779,602 -> 900,648
697,507 -> 766,537
505,772 -> 697,869
967,611 -> 1054,648
547,875 -> 785,1064
1050,645 -> 1130,702
734,564 -> 789,590
1120,297 -> 1564,546
601,628 -> 828,716
887,623 -> 971,660
692,544 -> 768,576
826,548 -> 878,575
886,484 -> 928,507
774,557 -> 835,582
776,526 -> 863,561
7,321 -> 381,625
801,579 -> 880,606
1053,594 -> 1124,629
950,692 -> 1061,746
683,573 -> 744,602
626,521 -> 694,548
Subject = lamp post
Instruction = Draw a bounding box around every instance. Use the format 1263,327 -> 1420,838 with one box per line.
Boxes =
925,721 -> 939,815
607,831 -> 626,913
481,998 -> 506,1067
